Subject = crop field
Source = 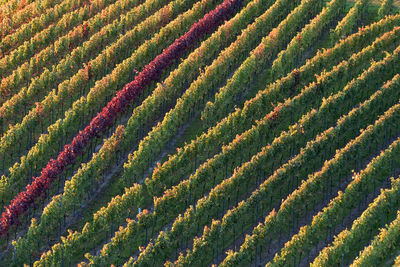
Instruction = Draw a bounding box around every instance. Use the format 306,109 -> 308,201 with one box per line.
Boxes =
0,0 -> 400,266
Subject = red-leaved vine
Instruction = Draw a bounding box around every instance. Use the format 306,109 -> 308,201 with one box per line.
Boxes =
0,0 -> 242,237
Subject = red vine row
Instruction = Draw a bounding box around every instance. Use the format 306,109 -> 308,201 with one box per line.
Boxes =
0,0 -> 242,237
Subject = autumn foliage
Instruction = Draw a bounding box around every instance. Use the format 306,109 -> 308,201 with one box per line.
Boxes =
0,0 -> 241,237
